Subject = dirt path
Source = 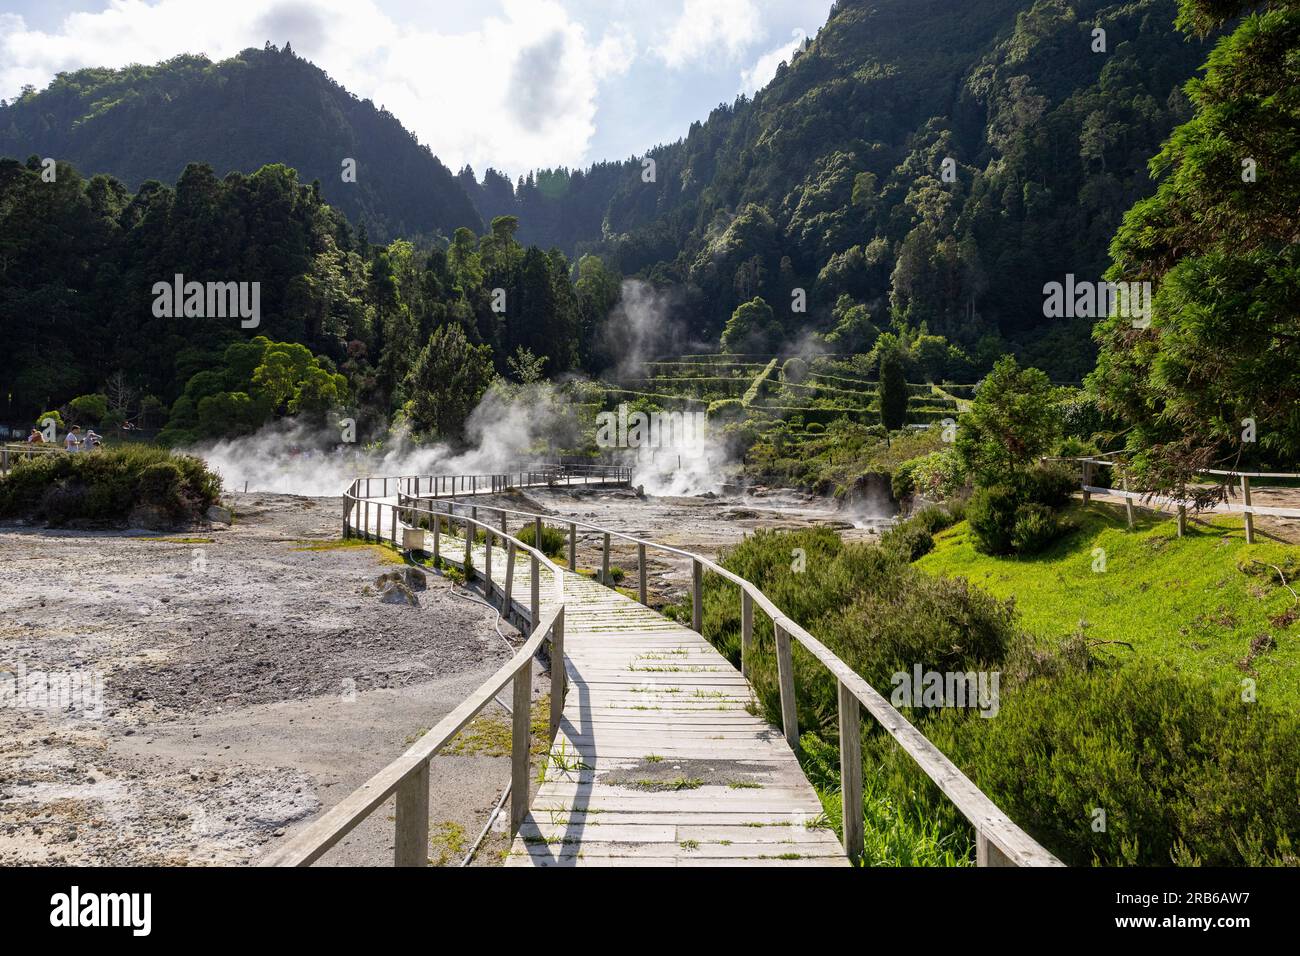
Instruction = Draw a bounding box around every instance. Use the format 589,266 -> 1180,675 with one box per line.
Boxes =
0,493 -> 526,866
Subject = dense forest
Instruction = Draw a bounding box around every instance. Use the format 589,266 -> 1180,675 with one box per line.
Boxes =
0,44 -> 481,243
457,0 -> 1221,381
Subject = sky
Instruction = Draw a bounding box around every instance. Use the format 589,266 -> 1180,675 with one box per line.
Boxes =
0,0 -> 835,180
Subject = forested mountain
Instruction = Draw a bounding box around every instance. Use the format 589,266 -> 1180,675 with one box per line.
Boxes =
0,44 -> 481,242
458,0 -> 1218,380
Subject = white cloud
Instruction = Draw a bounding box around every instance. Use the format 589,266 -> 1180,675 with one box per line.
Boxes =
0,0 -> 633,176
739,26 -> 806,94
654,0 -> 762,69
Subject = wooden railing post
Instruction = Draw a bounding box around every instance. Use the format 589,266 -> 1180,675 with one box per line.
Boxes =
390,505 -> 397,545
550,607 -> 565,736
1122,474 -> 1135,529
638,543 -> 647,605
1177,503 -> 1187,537
1081,461 -> 1092,506
510,663 -> 532,836
691,559 -> 703,633
569,523 -> 577,571
394,761 -> 429,867
484,529 -> 493,601
837,681 -> 863,862
533,516 -> 542,556
977,832 -> 1015,867
505,542 -> 516,612
774,621 -> 799,753
530,554 -> 540,628
601,532 -> 611,586
463,515 -> 473,578
740,590 -> 753,679
1242,475 -> 1255,544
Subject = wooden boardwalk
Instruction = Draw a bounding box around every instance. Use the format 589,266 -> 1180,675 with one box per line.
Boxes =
509,571 -> 846,866
376,508 -> 847,866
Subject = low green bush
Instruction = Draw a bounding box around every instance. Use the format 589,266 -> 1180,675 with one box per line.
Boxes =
0,445 -> 221,525
966,483 -> 1021,555
871,661 -> 1300,866
1010,502 -> 1061,555
515,522 -> 568,559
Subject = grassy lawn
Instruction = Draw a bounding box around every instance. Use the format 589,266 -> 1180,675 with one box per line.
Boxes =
916,502 -> 1300,707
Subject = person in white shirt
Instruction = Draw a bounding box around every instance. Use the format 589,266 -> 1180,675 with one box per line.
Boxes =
64,426 -> 82,452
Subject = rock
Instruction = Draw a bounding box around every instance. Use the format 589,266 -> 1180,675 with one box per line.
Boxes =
378,583 -> 419,607
374,570 -> 404,589
206,504 -> 233,524
402,567 -> 427,591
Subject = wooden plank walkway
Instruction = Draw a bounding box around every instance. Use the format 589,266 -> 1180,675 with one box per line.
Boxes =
508,573 -> 846,867
355,498 -> 847,866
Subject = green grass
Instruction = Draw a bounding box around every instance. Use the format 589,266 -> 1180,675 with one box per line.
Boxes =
917,503 -> 1300,704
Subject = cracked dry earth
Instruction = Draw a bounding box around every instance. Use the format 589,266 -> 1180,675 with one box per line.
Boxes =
0,493 -> 523,866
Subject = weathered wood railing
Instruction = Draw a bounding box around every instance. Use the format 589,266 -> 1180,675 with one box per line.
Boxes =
0,441 -> 64,473
260,482 -> 566,867
385,473 -> 1062,866
1049,456 -> 1300,542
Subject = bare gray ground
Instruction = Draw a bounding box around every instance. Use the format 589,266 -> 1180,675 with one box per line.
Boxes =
0,493 -> 528,866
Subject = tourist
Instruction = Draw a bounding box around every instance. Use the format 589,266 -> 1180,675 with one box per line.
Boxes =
84,429 -> 102,452
64,425 -> 82,452
26,427 -> 44,444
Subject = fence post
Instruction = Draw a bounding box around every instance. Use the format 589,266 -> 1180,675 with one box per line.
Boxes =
569,523 -> 577,571
1081,461 -> 1092,506
1122,474 -> 1135,529
1177,503 -> 1187,538
530,554 -> 540,629
977,832 -> 1016,867
692,559 -> 703,633
550,607 -> 565,736
774,621 -> 799,753
638,543 -> 647,605
505,543 -> 516,614
390,505 -> 396,545
432,508 -> 440,564
510,663 -> 532,836
463,515 -> 473,578
601,533 -> 611,586
1242,475 -> 1255,544
837,680 -> 863,862
394,761 -> 430,867
534,516 -> 542,558
740,590 -> 753,680
484,529 -> 493,601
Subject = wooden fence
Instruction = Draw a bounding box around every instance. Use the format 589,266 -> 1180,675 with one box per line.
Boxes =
265,465 -> 1061,867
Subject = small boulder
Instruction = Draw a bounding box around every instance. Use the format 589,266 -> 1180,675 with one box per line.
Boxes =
206,504 -> 233,525
403,567 -> 427,591
378,583 -> 419,607
374,570 -> 404,589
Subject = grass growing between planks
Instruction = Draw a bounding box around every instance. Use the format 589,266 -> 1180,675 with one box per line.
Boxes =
916,503 -> 1300,704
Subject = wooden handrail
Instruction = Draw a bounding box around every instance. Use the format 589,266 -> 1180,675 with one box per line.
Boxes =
332,469 -> 1063,867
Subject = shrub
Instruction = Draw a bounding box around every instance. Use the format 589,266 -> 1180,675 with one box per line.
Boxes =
880,520 -> 935,562
874,662 -> 1300,866
0,445 -> 220,525
515,522 -> 567,559
966,484 -> 1021,555
1010,503 -> 1060,555
1021,462 -> 1077,508
698,528 -> 1017,737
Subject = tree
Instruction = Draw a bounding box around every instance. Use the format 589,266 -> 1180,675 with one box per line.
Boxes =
67,393 -> 108,425
403,323 -> 494,439
720,297 -> 779,353
956,356 -> 1061,486
877,338 -> 910,431
1090,0 -> 1300,486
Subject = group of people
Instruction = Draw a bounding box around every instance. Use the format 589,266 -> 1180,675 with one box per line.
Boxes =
25,425 -> 102,452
